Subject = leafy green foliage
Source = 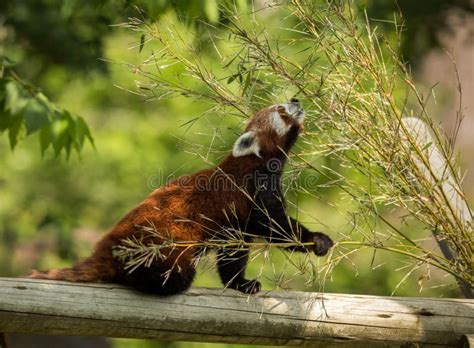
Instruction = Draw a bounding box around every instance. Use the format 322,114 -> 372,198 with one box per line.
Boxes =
0,0 -> 249,77
0,0 -> 248,158
0,74 -> 94,158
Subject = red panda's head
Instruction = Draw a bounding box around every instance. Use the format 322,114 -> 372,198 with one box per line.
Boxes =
232,98 -> 304,158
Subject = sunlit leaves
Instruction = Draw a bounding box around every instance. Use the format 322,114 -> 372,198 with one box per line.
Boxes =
0,78 -> 94,158
23,100 -> 49,135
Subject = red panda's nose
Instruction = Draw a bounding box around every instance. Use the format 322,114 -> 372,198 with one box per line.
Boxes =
290,98 -> 299,104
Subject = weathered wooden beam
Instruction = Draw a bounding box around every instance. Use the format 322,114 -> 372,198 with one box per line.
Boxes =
0,277 -> 472,347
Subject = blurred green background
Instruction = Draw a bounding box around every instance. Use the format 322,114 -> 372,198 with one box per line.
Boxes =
1,1 -> 473,347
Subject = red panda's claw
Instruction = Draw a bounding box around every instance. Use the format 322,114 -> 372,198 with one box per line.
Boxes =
234,279 -> 261,294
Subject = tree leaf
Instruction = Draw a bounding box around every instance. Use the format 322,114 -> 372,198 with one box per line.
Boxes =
76,116 -> 95,149
5,81 -> 26,115
0,109 -> 12,132
39,124 -> 51,156
0,75 -> 93,158
51,113 -> 69,156
8,116 -> 24,150
23,100 -> 49,135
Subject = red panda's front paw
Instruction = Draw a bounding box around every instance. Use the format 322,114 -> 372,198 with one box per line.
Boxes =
312,232 -> 334,256
232,279 -> 261,294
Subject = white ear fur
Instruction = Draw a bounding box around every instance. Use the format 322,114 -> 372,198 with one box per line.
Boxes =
232,131 -> 261,158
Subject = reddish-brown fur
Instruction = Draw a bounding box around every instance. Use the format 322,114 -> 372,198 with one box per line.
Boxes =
29,101 -> 334,295
31,156 -> 262,279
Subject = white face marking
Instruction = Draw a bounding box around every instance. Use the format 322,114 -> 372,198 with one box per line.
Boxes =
270,111 -> 291,136
232,131 -> 261,158
279,102 -> 305,125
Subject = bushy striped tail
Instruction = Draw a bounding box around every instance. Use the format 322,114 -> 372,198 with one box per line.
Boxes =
29,257 -> 114,283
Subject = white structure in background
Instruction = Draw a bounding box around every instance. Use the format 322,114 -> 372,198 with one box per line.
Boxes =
402,117 -> 472,297
402,117 -> 472,227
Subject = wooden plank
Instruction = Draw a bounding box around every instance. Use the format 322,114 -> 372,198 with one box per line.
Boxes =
0,278 -> 472,347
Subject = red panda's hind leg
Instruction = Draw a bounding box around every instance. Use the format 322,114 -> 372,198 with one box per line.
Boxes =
121,253 -> 196,296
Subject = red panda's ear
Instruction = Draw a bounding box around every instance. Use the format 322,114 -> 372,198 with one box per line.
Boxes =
232,131 -> 261,158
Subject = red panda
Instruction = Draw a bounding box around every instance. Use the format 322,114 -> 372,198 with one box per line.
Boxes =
29,99 -> 334,295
